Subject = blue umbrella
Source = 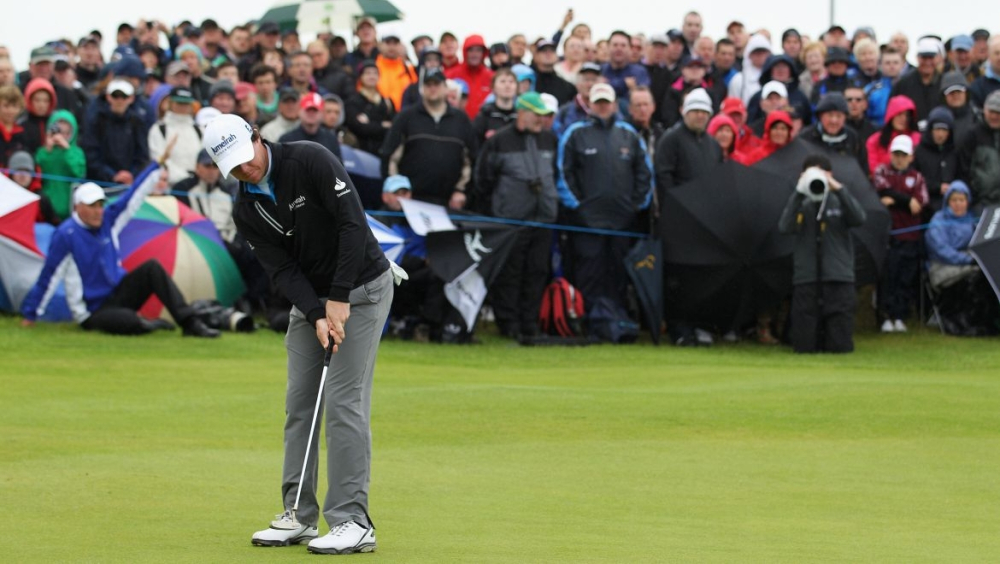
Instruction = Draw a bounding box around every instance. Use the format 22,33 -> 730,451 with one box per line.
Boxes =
366,214 -> 403,263
341,146 -> 382,209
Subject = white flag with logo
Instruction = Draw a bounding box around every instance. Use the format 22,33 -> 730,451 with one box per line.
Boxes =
400,198 -> 456,236
443,264 -> 487,331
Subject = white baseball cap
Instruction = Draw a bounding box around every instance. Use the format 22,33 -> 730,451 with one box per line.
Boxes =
889,135 -> 913,155
107,79 -> 135,97
589,83 -> 616,103
74,182 -> 106,205
195,107 -> 222,133
202,114 -> 256,179
762,80 -> 788,100
540,92 -> 559,115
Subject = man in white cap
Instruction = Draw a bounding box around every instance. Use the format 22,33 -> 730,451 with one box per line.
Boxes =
20,167 -> 219,337
654,87 -> 721,346
202,113 -> 396,554
891,37 -> 943,122
556,82 -> 653,341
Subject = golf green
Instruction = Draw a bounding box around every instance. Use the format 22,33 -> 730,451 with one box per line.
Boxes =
2,317 -> 998,562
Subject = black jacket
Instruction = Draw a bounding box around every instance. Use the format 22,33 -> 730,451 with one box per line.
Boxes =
533,68 -> 576,106
233,141 -> 388,324
474,123 -> 558,222
890,70 -> 942,123
344,91 -> 395,155
914,134 -> 957,210
654,122 -> 723,193
471,102 -> 517,146
279,126 -> 342,159
81,107 -> 150,182
779,188 -> 867,284
380,103 -> 476,206
957,122 -> 1000,207
798,124 -> 869,177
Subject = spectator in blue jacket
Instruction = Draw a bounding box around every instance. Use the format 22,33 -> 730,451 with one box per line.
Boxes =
601,30 -> 650,112
925,181 -> 980,289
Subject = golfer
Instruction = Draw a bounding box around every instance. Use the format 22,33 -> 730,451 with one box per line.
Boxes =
203,114 -> 393,554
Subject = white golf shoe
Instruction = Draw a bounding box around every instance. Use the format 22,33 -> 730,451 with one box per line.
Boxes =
307,521 -> 377,555
251,511 -> 318,547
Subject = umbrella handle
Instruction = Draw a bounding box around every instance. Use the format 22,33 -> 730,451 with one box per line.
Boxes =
158,133 -> 179,167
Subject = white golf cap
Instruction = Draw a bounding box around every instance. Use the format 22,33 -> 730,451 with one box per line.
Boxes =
540,92 -> 559,114
202,114 -> 256,179
889,135 -> 913,155
589,83 -> 616,103
74,182 -> 106,205
195,106 -> 222,132
107,79 -> 135,97
762,80 -> 788,99
916,37 -> 944,57
682,88 -> 714,115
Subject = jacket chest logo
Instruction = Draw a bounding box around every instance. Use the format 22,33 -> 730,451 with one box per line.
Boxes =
289,195 -> 306,211
584,148 -> 598,155
905,177 -> 915,188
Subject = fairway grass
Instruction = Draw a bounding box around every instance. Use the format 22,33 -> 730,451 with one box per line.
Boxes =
2,317 -> 998,563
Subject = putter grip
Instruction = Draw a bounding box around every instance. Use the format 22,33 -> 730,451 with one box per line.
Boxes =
324,340 -> 335,363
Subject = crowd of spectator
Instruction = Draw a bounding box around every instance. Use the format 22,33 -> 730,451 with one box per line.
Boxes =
3,10 -> 999,346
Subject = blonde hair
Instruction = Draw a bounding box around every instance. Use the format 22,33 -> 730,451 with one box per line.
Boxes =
800,41 -> 828,64
0,84 -> 24,107
853,38 -> 878,60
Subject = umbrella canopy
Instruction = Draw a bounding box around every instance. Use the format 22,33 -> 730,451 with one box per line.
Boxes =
341,145 -> 383,210
969,204 -> 1000,302
624,236 -> 663,344
366,214 -> 404,263
754,139 -> 890,285
660,160 -> 795,329
262,0 -> 403,34
119,196 -> 245,319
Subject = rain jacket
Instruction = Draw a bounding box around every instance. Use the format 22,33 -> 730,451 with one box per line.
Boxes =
706,113 -> 749,164
558,115 -> 653,230
474,123 -> 559,222
654,121 -> 723,192
741,111 -> 793,165
778,184 -> 867,284
913,107 -> 958,210
34,110 -> 86,220
21,164 -> 160,323
376,54 -> 418,111
81,104 -> 150,182
446,35 -> 495,119
957,121 -> 1000,207
18,78 -> 57,155
872,161 -> 928,242
865,95 -> 921,176
746,55 -> 813,125
925,182 -> 977,265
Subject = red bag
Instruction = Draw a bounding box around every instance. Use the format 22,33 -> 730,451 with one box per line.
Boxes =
538,277 -> 584,337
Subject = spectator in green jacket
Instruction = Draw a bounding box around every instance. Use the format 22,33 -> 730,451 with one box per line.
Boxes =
34,109 -> 85,220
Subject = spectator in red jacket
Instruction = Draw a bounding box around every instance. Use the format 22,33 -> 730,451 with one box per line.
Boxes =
741,110 -> 793,165
446,35 -> 494,119
866,95 -> 920,176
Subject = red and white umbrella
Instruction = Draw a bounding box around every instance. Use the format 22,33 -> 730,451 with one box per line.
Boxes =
0,175 -> 44,313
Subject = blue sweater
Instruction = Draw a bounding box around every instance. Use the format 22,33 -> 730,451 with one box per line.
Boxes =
21,164 -> 161,322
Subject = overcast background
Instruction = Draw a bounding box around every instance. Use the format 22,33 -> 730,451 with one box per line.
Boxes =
1,0 -> 988,69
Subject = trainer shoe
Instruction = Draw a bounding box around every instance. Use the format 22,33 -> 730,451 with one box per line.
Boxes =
307,521 -> 376,555
894,319 -> 908,332
251,511 -> 318,547
880,319 -> 895,333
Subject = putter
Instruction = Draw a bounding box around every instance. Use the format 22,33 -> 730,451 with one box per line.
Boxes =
271,339 -> 336,531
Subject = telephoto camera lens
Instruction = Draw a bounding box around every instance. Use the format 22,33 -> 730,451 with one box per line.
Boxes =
809,179 -> 826,195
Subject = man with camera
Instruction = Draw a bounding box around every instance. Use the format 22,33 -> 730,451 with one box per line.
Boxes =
778,155 -> 866,353
474,92 -> 559,339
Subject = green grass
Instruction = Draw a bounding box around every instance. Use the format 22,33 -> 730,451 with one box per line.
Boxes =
1,316 -> 999,563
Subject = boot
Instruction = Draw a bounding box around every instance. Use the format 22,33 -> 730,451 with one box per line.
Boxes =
182,316 -> 221,338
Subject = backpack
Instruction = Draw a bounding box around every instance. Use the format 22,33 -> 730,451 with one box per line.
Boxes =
587,297 -> 639,344
538,277 -> 585,337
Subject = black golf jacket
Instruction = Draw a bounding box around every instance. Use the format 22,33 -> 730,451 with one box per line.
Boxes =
233,141 -> 388,325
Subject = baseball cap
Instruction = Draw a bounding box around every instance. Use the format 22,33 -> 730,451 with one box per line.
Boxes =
279,87 -> 300,102
972,29 -> 990,41
666,29 -> 684,43
762,81 -> 788,99
114,55 -> 146,79
356,17 -> 377,31
209,80 -> 236,100
195,106 -> 222,131
985,91 -> 1000,113
827,25 -> 847,35
196,148 -> 215,166
916,37 -> 944,57
202,114 -> 256,179
170,86 -> 197,103
235,82 -> 256,101
682,88 -> 713,115
682,56 -> 708,68
107,79 -> 135,97
257,21 -> 280,35
516,92 -> 553,115
589,83 -> 616,103
853,26 -> 876,41
165,60 -> 190,77
579,62 -> 601,75
423,67 -> 446,84
300,92 -> 324,111
489,43 -> 509,56
536,39 -> 557,52
816,92 -> 849,115
30,46 -> 59,64
825,47 -> 851,65
889,135 -> 913,155
184,26 -> 203,39
77,36 -> 99,48
383,175 -> 412,194
721,97 -> 747,117
74,183 -> 106,205
281,28 -> 299,38
540,93 -> 559,115
951,34 -> 974,52
650,33 -> 669,46
381,26 -> 402,41
941,71 -> 969,95
8,151 -> 34,172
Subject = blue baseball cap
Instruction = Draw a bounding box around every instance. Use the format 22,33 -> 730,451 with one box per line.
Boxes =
383,175 -> 412,194
951,34 -> 974,52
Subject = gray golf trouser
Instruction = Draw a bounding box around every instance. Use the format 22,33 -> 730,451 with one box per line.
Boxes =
280,267 -> 393,529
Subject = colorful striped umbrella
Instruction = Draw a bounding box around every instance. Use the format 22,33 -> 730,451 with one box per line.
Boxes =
119,196 -> 245,319
261,0 -> 403,34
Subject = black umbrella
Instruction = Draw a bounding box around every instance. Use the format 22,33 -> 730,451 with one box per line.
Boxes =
425,225 -> 521,285
969,204 -> 1000,301
754,139 -> 891,285
660,160 -> 795,329
624,236 -> 663,344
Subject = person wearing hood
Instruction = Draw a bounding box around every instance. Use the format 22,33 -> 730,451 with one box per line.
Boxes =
148,83 -> 173,122
446,34 -> 495,119
488,43 -> 510,70
148,86 -> 202,184
742,110 -> 793,165
659,56 -> 721,128
957,90 -> 1000,208
401,47 -> 443,111
891,38 -> 944,123
969,36 -> 1000,109
800,92 -> 868,174
34,109 -> 85,220
472,68 -> 518,145
720,96 -> 761,153
553,62 -> 599,137
809,47 -> 853,109
939,71 -> 979,144
18,78 -> 56,155
532,39 -> 576,106
924,182 -> 980,289
866,95 -> 921,175
707,113 -> 748,164
747,54 -> 812,126
914,106 -> 958,214
727,33 -> 772,105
